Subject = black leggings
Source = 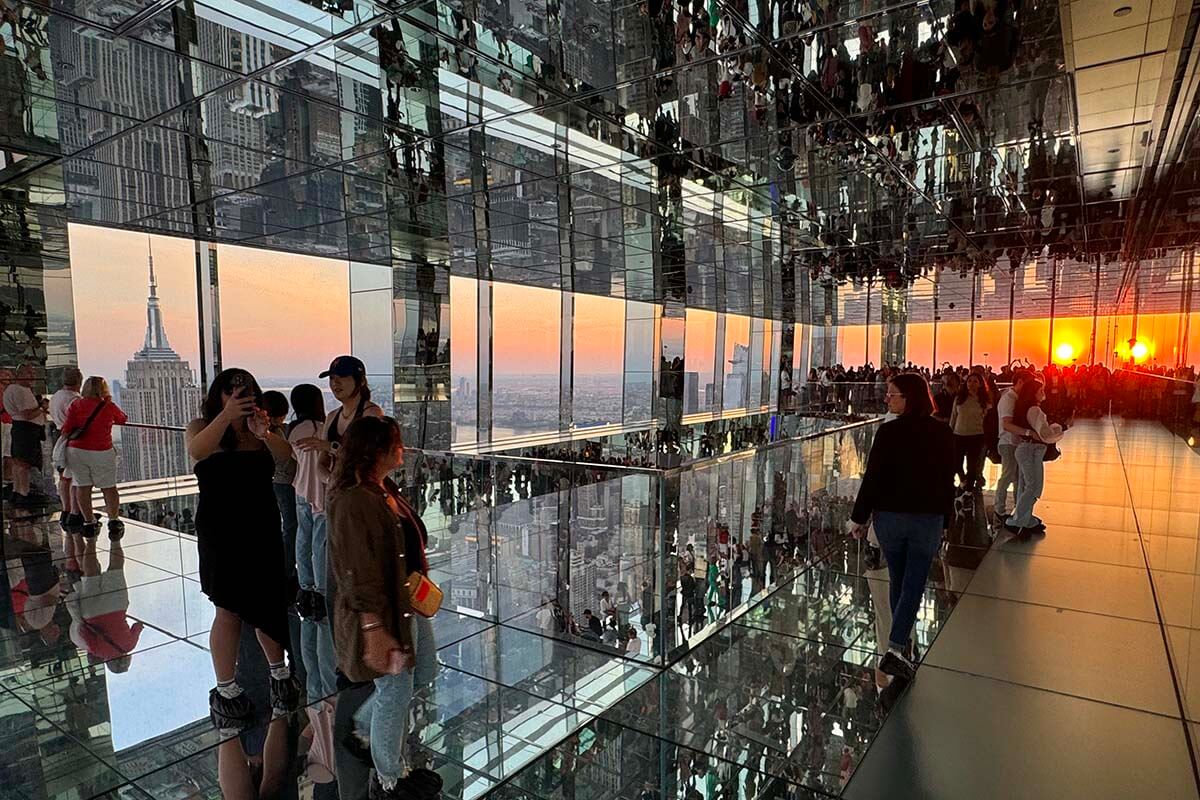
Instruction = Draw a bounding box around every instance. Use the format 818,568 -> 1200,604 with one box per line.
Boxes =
954,433 -> 986,487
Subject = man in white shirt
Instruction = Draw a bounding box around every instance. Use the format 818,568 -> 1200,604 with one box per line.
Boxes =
994,369 -> 1032,524
49,367 -> 83,527
2,363 -> 47,504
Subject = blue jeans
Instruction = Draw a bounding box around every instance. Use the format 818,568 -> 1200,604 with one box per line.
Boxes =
873,512 -> 943,652
353,615 -> 438,786
273,483 -> 298,578
300,617 -> 337,701
995,444 -> 1021,517
295,498 -> 327,594
1011,442 -> 1047,528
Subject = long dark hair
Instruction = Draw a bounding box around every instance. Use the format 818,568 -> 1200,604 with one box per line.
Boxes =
202,368 -> 263,452
330,416 -> 403,492
287,383 -> 326,436
889,372 -> 935,417
1012,379 -> 1044,431
956,372 -> 991,409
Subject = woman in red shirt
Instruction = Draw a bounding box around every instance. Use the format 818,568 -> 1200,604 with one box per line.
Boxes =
62,377 -> 128,539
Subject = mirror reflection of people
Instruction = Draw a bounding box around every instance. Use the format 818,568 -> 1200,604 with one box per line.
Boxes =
6,532 -> 61,645
849,373 -> 955,686
186,368 -> 303,735
216,715 -> 291,800
67,535 -> 142,673
326,416 -> 441,800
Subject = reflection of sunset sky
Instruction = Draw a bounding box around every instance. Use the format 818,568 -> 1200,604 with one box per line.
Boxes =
841,312 -> 1199,368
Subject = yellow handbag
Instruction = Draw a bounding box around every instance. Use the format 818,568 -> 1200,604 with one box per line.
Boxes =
404,571 -> 443,618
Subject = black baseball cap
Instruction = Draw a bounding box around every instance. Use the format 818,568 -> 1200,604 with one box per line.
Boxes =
319,355 -> 366,379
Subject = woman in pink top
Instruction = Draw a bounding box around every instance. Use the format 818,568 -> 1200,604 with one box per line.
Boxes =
62,377 -> 128,539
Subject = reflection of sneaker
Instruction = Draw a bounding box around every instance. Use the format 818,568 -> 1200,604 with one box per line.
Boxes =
342,730 -> 373,767
295,589 -> 313,619
209,688 -> 254,734
879,649 -> 916,682
107,519 -> 125,540
863,544 -> 883,571
80,521 -> 100,539
876,674 -> 910,718
269,672 -> 304,718
369,768 -> 443,800
60,512 -> 84,534
308,591 -> 327,622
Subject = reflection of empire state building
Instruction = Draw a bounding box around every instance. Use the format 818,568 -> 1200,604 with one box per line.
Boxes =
121,244 -> 202,482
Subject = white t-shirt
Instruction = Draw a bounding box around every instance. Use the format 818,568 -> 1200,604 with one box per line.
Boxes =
50,388 -> 81,429
996,387 -> 1018,446
3,383 -> 40,423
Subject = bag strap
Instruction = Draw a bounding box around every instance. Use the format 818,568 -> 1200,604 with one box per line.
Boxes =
67,400 -> 107,442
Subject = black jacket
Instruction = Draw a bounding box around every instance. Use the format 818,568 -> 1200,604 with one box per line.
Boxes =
851,414 -> 957,526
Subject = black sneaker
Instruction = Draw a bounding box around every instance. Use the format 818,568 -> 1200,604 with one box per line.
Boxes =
269,672 -> 304,718
295,589 -> 312,619
879,649 -> 916,682
405,768 -> 444,799
11,492 -> 48,508
107,519 -> 125,540
79,521 -> 100,539
209,687 -> 255,733
342,729 -> 373,767
308,591 -> 327,622
60,512 -> 83,533
369,769 -> 443,800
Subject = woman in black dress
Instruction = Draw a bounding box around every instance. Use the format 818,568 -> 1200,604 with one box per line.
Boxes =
186,368 -> 303,732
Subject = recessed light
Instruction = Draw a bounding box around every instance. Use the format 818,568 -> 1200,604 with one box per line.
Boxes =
1108,147 -> 1121,153
1113,5 -> 1132,16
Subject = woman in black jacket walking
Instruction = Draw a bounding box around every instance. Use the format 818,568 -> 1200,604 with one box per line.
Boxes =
849,373 -> 955,683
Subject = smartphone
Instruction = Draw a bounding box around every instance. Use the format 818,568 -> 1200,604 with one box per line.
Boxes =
228,374 -> 254,415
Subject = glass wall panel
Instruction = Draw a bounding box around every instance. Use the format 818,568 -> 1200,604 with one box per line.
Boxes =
450,276 -> 479,445
217,244 -> 350,409
722,314 -> 750,411
573,293 -> 625,428
492,282 -> 561,439
67,225 -> 202,482
685,308 -> 718,414
623,300 -> 656,424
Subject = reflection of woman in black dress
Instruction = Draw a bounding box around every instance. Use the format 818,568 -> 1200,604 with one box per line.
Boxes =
186,368 -> 303,733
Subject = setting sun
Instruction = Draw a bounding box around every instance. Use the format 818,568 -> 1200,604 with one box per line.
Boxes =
1054,342 -> 1075,363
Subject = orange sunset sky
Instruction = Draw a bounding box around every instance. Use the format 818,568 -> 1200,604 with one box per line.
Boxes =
66,225 -> 1198,388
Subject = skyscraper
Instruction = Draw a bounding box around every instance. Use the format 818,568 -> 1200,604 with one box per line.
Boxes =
121,242 -> 203,482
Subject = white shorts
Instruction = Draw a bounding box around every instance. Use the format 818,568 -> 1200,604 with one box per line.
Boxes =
66,447 -> 118,489
79,570 -> 129,618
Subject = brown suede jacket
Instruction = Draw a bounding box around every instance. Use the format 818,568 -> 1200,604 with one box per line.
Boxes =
327,482 -> 424,682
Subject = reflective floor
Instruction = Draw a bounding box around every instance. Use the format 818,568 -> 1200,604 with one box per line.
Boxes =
4,418 -> 1199,799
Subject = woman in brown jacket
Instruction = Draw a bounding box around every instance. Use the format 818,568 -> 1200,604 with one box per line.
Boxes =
326,416 -> 439,800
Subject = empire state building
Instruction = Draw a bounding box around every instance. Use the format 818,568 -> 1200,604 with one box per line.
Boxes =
121,242 -> 203,482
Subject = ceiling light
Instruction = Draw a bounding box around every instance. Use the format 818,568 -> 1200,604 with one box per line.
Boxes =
1113,5 -> 1132,15
1107,147 -> 1121,153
